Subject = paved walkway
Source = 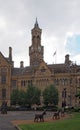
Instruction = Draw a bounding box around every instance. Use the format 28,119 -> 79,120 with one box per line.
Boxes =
0,114 -> 17,130
0,111 -> 34,130
0,111 -> 51,130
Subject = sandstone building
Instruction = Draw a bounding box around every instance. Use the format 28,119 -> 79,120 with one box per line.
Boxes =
0,19 -> 80,107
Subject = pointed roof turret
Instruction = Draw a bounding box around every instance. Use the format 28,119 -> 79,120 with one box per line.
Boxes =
34,17 -> 39,28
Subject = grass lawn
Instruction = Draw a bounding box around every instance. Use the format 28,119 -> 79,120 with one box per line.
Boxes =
19,112 -> 80,130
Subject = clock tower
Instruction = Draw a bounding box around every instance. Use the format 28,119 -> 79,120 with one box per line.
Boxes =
29,18 -> 44,66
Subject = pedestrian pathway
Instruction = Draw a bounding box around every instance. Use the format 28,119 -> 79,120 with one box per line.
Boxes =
0,115 -> 17,130
0,111 -> 35,130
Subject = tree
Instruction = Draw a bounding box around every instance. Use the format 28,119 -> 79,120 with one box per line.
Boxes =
10,89 -> 26,106
43,84 -> 59,106
18,90 -> 26,106
26,85 -> 41,108
75,91 -> 80,98
10,85 -> 41,107
10,89 -> 20,105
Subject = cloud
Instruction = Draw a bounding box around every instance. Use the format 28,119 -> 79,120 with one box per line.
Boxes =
0,0 -> 80,66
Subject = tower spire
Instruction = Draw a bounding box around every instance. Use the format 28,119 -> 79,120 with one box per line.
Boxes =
34,17 -> 39,28
29,18 -> 43,66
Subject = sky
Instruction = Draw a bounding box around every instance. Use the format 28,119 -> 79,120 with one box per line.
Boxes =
0,0 -> 80,67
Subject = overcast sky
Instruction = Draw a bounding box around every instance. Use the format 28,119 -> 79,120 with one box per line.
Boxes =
0,0 -> 80,67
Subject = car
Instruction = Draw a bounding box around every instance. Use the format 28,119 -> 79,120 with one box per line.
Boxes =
18,107 -> 28,111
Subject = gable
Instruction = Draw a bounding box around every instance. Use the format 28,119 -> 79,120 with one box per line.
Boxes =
0,52 -> 10,67
35,61 -> 53,77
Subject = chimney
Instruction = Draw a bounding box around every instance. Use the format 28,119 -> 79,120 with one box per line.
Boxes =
65,54 -> 70,64
20,61 -> 24,68
9,47 -> 12,61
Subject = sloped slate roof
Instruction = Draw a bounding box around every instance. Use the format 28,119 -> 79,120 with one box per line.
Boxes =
11,64 -> 68,76
11,65 -> 39,76
48,63 -> 71,73
11,62 -> 80,76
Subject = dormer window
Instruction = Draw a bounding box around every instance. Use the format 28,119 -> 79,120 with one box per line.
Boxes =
40,67 -> 46,72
